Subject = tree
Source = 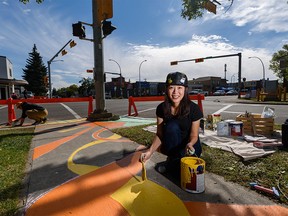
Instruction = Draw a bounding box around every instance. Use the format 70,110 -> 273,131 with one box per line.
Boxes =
181,0 -> 234,20
22,44 -> 48,96
78,77 -> 94,97
269,44 -> 288,88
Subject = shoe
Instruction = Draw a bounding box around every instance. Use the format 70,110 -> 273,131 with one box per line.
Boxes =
41,117 -> 47,124
32,121 -> 41,125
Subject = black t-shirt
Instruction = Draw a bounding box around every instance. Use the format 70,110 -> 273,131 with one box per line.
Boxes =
21,102 -> 45,118
156,101 -> 203,141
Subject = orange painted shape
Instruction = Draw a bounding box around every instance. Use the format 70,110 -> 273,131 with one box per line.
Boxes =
26,152 -> 143,215
184,201 -> 288,216
33,124 -> 94,160
94,121 -> 125,129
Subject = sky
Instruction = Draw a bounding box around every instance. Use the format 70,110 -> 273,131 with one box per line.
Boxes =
1,0 -> 288,89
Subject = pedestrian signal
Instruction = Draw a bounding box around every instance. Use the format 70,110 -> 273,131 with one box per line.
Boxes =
72,22 -> 86,38
102,20 -> 116,37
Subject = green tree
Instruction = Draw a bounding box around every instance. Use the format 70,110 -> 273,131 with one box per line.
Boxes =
22,44 -> 48,96
269,44 -> 288,88
78,77 -> 94,97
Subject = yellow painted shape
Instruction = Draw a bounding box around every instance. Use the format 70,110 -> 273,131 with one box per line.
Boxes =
111,177 -> 190,216
68,140 -> 104,175
67,132 -> 122,175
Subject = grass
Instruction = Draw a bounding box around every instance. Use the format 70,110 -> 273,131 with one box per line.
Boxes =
112,124 -> 288,206
0,128 -> 34,216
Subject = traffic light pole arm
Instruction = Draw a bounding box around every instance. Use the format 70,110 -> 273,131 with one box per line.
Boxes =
47,39 -> 72,98
170,53 -> 242,99
48,39 -> 72,64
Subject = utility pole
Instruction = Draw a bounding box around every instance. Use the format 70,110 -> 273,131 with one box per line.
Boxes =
87,0 -> 118,120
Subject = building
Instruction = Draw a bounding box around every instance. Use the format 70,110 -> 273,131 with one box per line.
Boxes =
188,76 -> 227,95
0,56 -> 28,99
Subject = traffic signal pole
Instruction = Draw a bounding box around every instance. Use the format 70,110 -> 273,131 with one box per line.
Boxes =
92,0 -> 105,112
87,0 -> 118,120
171,53 -> 242,98
47,39 -> 72,98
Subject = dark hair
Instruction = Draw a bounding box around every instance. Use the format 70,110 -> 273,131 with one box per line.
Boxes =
163,87 -> 191,118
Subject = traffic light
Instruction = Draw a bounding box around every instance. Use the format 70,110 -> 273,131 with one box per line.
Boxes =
170,61 -> 178,65
72,22 -> 86,38
195,58 -> 204,63
61,50 -> 67,56
70,40 -> 77,48
43,76 -> 48,86
102,20 -> 116,37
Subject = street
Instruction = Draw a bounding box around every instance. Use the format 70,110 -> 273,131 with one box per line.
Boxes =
0,96 -> 287,125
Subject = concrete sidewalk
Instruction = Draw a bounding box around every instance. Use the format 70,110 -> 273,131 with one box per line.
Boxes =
22,117 -> 287,216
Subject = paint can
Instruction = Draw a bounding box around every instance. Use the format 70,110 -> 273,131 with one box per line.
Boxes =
229,121 -> 243,136
217,121 -> 229,136
180,157 -> 205,193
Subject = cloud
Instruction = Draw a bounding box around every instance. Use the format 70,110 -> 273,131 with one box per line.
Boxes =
218,1 -> 288,33
0,0 -> 284,90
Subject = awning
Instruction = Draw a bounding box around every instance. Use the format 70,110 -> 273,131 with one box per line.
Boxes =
0,78 -> 28,85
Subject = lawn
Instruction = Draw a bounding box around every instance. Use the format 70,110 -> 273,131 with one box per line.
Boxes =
112,124 -> 288,206
0,127 -> 34,216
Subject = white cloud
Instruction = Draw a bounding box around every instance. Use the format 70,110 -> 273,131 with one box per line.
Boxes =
218,0 -> 288,33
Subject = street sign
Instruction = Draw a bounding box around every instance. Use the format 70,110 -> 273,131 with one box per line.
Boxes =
170,61 -> 178,65
195,58 -> 204,63
86,69 -> 93,73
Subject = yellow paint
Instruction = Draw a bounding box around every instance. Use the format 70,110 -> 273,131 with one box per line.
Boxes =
141,161 -> 147,181
68,128 -> 190,216
67,140 -> 104,175
111,177 -> 190,216
59,126 -> 85,133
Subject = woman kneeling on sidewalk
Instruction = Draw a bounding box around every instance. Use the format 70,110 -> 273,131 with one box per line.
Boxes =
15,102 -> 48,126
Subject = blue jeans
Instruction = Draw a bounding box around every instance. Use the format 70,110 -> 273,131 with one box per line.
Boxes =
162,119 -> 202,157
161,119 -> 202,174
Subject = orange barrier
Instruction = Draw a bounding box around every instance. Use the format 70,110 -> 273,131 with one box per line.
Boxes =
128,94 -> 205,116
0,96 -> 93,125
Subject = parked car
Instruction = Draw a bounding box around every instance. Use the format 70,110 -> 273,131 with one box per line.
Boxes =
105,92 -> 112,99
226,90 -> 238,95
189,89 -> 208,96
213,90 -> 226,96
20,91 -> 34,99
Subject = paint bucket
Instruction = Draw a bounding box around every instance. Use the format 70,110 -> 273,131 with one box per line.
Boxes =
229,121 -> 243,136
180,157 -> 205,193
217,121 -> 229,136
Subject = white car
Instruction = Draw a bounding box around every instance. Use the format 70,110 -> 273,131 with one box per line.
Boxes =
213,90 -> 226,96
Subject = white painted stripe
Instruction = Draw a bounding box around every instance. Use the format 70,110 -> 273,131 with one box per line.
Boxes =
121,107 -> 156,117
0,105 -> 7,110
213,104 -> 234,115
60,103 -> 81,119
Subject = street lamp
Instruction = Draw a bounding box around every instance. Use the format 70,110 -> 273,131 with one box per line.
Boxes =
47,60 -> 64,98
248,56 -> 266,91
139,60 -> 147,96
108,59 -> 122,97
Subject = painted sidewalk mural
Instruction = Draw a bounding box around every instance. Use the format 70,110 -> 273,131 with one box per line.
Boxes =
25,119 -> 287,216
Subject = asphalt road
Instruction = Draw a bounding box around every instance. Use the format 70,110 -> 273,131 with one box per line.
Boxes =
0,96 -> 287,125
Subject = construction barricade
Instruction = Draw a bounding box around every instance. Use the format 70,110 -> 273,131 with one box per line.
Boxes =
128,94 -> 204,116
